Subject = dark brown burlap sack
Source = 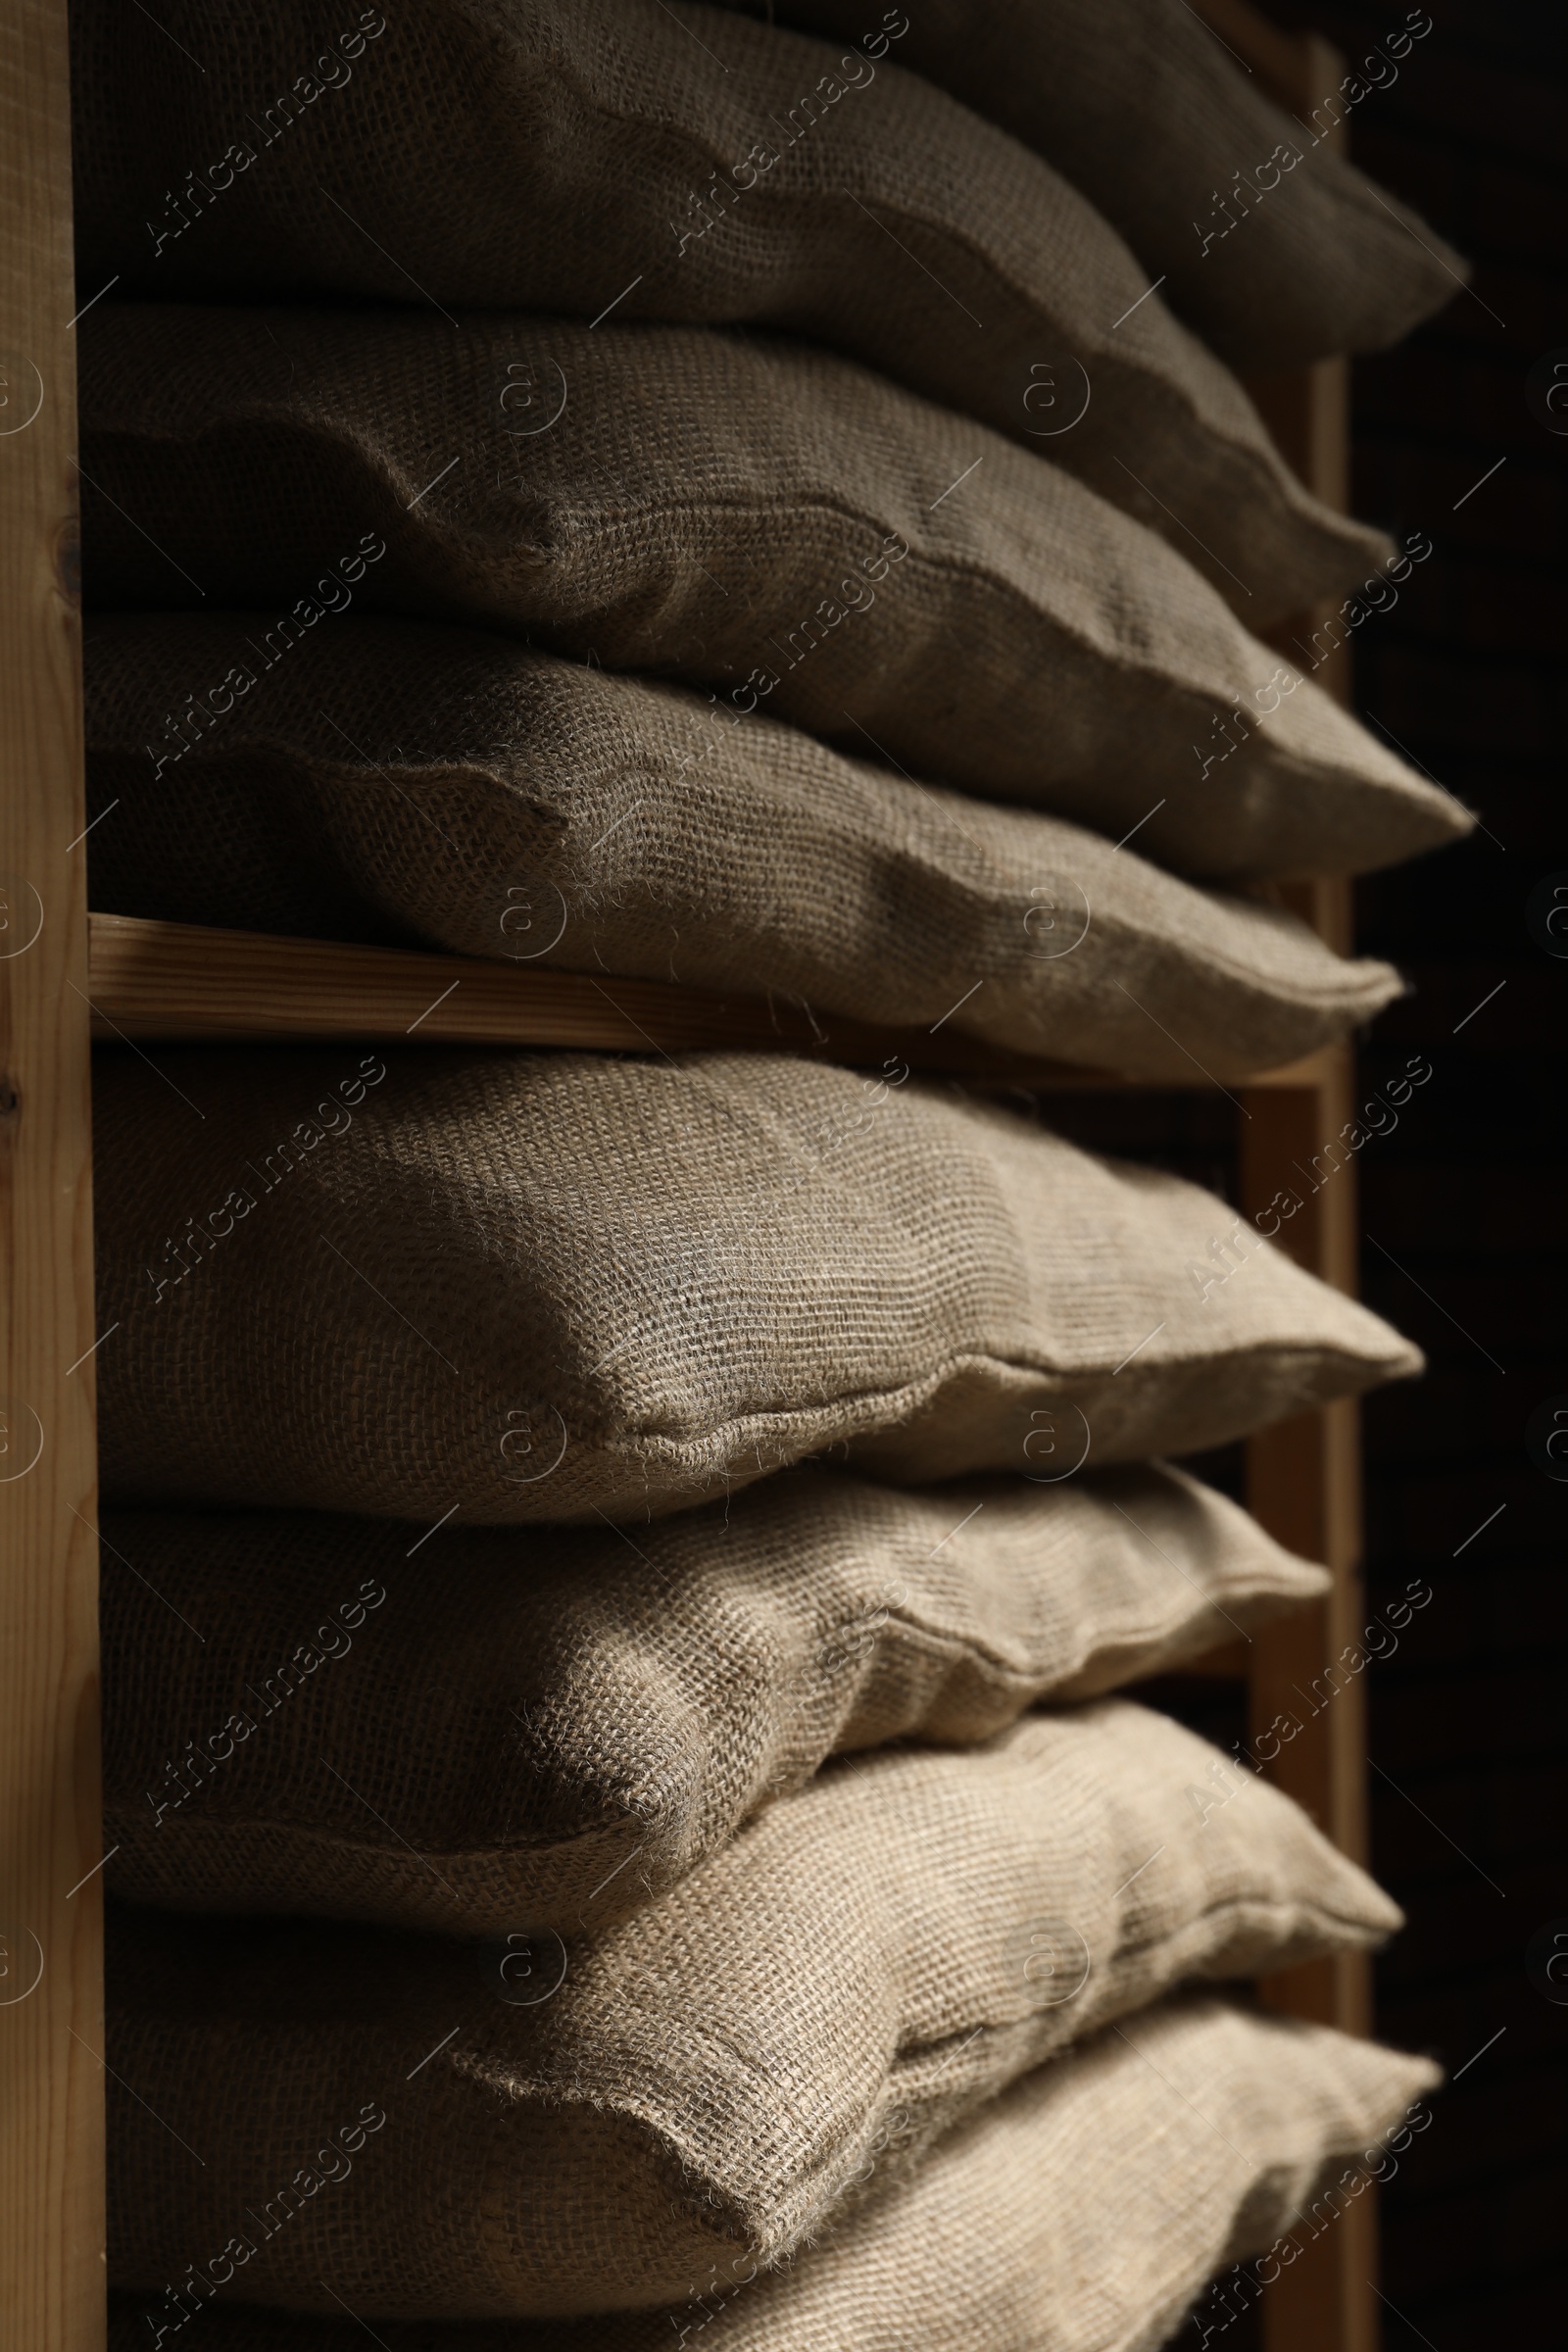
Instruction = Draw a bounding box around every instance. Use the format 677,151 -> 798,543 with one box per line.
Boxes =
101,1460 -> 1327,1934
76,308 -> 1467,873
92,1046 -> 1421,1524
70,0 -> 1378,613
106,1701 -> 1403,2315
715,0 -> 1469,373
107,1998 -> 1440,2351
84,613 -> 1411,1064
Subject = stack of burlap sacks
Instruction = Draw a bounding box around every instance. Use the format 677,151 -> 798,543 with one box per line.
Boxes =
71,2 -> 1468,2345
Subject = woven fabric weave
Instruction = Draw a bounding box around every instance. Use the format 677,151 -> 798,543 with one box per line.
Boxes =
76,308 -> 1465,872
105,1998 -> 1440,2350
107,1704 -> 1402,2315
92,1047 -> 1421,1523
101,1460 -> 1326,1933
72,0 -> 1378,611
715,0 -> 1470,371
84,613 -> 1411,1067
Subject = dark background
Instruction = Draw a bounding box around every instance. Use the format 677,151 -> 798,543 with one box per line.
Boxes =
1253,3 -> 1567,2338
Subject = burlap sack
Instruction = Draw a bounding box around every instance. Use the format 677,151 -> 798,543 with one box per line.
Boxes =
83,615 -> 1410,1063
717,0 -> 1469,372
101,1460 -> 1327,1934
70,0 -> 1378,613
76,308 -> 1466,875
92,1047 -> 1421,1523
106,1700 -> 1403,2315
107,1998 -> 1441,2351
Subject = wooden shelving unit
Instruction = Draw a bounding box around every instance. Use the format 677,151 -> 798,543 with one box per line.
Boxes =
0,4 -> 1383,2347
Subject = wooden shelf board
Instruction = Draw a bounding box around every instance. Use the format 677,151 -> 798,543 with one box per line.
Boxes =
85,912 -> 1339,1090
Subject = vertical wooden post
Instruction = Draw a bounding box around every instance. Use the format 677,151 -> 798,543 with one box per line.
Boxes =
1241,1031 -> 1379,2352
1235,34 -> 1380,2352
0,4 -> 108,2347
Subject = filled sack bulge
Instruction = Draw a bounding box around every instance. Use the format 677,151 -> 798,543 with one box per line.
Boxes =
108,1996 -> 1440,2351
92,1046 -> 1422,1522
71,0 -> 1384,608
77,309 -> 1466,875
85,612 -> 1408,1066
712,0 -> 1470,370
107,1701 -> 1402,2315
102,1460 -> 1326,1932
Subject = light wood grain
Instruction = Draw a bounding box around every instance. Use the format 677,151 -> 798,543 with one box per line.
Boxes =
0,4 -> 107,2347
82,912 -> 1343,1091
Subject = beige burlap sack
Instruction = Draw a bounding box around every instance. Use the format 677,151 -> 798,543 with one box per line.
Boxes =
70,0 -> 1378,614
84,614 -> 1410,1058
92,1047 -> 1421,1524
718,0 -> 1469,372
102,1460 -> 1327,1934
106,1700 -> 1403,2315
76,309 -> 1466,875
107,1998 -> 1441,2351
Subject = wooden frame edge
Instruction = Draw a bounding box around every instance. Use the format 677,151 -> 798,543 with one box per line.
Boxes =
0,4 -> 108,2347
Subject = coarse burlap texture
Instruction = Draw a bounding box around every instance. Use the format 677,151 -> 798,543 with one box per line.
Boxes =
107,1702 -> 1403,2315
84,613 -> 1409,1066
72,0 -> 1377,612
77,309 -> 1466,877
92,1047 -> 1422,1523
102,1460 -> 1327,1934
715,0 -> 1470,372
106,1998 -> 1441,2351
